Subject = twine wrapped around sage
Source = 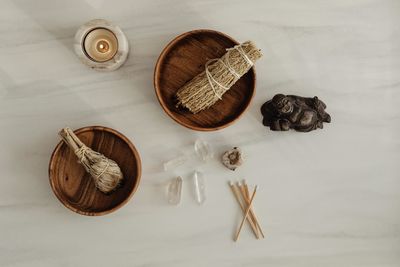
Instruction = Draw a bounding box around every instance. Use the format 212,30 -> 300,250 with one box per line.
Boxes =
59,127 -> 123,194
176,41 -> 262,114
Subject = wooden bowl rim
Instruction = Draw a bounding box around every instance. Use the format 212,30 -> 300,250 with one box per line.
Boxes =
48,126 -> 142,216
154,29 -> 257,132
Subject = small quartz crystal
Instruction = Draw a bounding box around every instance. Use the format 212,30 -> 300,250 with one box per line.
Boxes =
163,155 -> 188,171
167,176 -> 183,205
194,139 -> 213,161
192,171 -> 206,204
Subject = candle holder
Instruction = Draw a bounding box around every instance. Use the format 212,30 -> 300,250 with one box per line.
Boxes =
74,19 -> 129,71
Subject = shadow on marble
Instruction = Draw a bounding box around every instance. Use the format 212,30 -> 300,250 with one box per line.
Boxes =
13,0 -> 96,53
0,75 -> 113,212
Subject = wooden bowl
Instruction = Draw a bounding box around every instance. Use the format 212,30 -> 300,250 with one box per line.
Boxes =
154,29 -> 256,131
48,126 -> 141,216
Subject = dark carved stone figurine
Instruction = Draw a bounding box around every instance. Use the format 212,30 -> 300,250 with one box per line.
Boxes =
261,94 -> 331,132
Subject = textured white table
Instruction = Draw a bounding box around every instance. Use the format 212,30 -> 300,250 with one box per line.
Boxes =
1,0 -> 399,266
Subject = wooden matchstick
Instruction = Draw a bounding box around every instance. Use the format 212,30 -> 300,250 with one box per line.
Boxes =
234,186 -> 258,242
229,182 -> 259,239
238,182 -> 259,237
242,180 -> 265,238
243,180 -> 250,199
237,180 -> 264,238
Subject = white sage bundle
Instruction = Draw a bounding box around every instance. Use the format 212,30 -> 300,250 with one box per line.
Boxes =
59,127 -> 123,194
176,41 -> 262,114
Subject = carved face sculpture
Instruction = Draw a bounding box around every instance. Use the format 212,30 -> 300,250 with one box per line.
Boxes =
272,94 -> 293,115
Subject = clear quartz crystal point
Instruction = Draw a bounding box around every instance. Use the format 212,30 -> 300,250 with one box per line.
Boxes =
194,139 -> 213,161
163,155 -> 188,171
193,171 -> 206,204
167,176 -> 183,205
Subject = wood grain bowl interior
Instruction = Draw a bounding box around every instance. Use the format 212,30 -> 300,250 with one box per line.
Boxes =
49,126 -> 141,216
154,29 -> 256,131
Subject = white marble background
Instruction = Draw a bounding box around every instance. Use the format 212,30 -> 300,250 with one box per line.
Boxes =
0,0 -> 399,266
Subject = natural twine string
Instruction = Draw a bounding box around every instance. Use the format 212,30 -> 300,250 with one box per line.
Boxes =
59,127 -> 123,194
176,41 -> 262,114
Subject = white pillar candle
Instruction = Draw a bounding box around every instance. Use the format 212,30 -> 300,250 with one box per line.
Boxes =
74,19 -> 129,72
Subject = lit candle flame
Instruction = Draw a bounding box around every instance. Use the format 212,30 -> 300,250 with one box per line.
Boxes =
84,28 -> 118,62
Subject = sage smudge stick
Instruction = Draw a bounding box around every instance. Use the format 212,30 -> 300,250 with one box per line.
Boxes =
176,41 -> 262,114
59,127 -> 123,194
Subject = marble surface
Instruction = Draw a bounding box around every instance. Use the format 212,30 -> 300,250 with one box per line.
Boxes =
1,0 -> 399,266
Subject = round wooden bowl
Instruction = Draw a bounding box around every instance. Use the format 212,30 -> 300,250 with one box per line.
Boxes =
154,29 -> 256,131
48,126 -> 141,216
